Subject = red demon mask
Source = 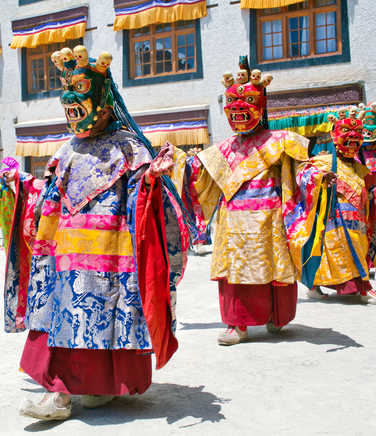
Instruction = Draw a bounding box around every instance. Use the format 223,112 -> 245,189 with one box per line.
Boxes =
331,118 -> 364,158
224,83 -> 265,134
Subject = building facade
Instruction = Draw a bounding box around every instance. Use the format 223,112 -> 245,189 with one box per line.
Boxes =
0,0 -> 374,174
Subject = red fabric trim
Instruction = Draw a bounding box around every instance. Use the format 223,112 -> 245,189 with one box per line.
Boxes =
135,176 -> 178,370
218,280 -> 297,327
325,277 -> 372,295
20,331 -> 152,395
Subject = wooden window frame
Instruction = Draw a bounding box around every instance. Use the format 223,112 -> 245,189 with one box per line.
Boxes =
21,38 -> 82,101
129,23 -> 197,79
123,19 -> 203,87
257,0 -> 341,64
249,0 -> 350,71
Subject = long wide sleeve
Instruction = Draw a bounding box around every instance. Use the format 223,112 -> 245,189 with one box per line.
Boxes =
4,173 -> 46,332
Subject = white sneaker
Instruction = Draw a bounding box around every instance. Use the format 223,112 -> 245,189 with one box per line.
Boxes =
19,393 -> 71,421
217,326 -> 248,346
360,290 -> 376,305
81,395 -> 115,408
307,287 -> 328,299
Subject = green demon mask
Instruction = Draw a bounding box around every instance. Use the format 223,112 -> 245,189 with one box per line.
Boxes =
52,46 -> 113,138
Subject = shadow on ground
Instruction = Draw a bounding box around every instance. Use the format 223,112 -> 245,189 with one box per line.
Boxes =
179,322 -> 225,330
298,294 -> 366,305
179,321 -> 363,353
246,323 -> 363,352
23,383 -> 229,432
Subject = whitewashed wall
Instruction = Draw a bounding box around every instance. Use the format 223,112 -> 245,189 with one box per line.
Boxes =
0,0 -> 374,165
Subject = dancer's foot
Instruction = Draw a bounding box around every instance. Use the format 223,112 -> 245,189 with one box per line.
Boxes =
19,392 -> 71,421
266,321 -> 282,334
81,395 -> 115,409
360,289 -> 376,305
307,286 -> 328,299
217,326 -> 248,346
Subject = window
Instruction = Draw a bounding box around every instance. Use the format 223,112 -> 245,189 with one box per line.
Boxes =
25,156 -> 50,178
123,20 -> 203,87
22,38 -> 82,100
250,0 -> 350,70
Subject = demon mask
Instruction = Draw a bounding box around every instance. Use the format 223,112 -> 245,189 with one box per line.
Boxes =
51,46 -> 113,138
331,117 -> 364,158
224,83 -> 265,134
359,103 -> 376,144
222,56 -> 272,135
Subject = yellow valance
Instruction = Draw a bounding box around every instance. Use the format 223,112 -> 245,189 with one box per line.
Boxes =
16,134 -> 71,157
114,0 -> 206,31
141,120 -> 209,147
11,7 -> 88,49
241,0 -> 304,8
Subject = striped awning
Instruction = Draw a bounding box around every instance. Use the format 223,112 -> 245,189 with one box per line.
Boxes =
113,0 -> 207,31
268,105 -> 346,136
240,0 -> 304,8
140,120 -> 209,147
11,6 -> 88,49
16,133 -> 72,156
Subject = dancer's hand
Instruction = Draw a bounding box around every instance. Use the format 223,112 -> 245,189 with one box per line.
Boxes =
145,142 -> 174,183
2,169 -> 18,185
322,171 -> 337,187
187,146 -> 202,157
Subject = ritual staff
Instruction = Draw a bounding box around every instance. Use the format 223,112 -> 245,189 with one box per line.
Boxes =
285,111 -> 376,303
2,45 -> 189,420
183,56 -> 309,345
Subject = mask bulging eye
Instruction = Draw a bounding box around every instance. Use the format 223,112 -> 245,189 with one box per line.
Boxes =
74,79 -> 91,94
246,96 -> 254,104
226,96 -> 233,104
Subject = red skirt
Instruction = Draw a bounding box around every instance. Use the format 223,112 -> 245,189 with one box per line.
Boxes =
20,331 -> 152,396
325,277 -> 372,296
218,280 -> 297,327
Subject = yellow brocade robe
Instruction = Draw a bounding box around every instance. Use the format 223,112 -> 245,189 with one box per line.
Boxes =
186,129 -> 309,285
285,153 -> 370,286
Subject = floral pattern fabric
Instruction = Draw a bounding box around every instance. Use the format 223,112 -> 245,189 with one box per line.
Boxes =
285,153 -> 370,286
4,133 -> 187,353
184,129 -> 309,285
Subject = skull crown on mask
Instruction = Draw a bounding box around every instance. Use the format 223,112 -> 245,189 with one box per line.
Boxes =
221,56 -> 273,135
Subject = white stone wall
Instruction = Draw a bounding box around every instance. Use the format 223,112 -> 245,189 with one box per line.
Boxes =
0,0 -> 374,165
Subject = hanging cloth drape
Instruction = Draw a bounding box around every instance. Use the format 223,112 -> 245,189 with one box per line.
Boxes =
16,133 -> 72,157
240,0 -> 304,8
113,0 -> 207,31
10,6 -> 88,49
267,105 -> 345,136
140,120 -> 209,147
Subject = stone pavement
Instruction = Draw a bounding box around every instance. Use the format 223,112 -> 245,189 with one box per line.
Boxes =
1,250 -> 376,436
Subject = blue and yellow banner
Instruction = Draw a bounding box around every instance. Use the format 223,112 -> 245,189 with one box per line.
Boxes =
16,133 -> 72,156
114,0 -> 207,31
11,15 -> 87,49
140,120 -> 209,147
